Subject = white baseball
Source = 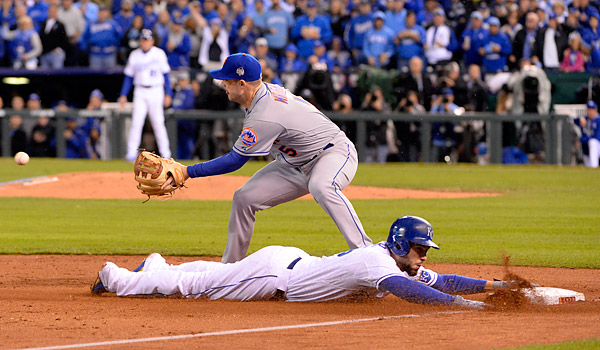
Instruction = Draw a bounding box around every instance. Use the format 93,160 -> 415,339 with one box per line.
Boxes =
14,151 -> 30,165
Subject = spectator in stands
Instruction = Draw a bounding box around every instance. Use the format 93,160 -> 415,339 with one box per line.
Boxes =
120,14 -> 143,61
571,0 -> 600,29
251,0 -> 268,35
327,35 -> 351,69
81,6 -> 121,69
533,12 -> 568,70
57,0 -> 85,66
280,42 -> 307,72
74,0 -> 99,24
171,71 -> 197,159
28,94 -> 56,157
63,115 -> 92,159
11,95 -> 24,111
360,85 -> 392,163
259,58 -> 284,86
264,0 -> 295,59
253,37 -> 278,71
564,8 -> 581,34
142,1 -> 158,30
224,0 -> 246,43
552,1 -> 567,24
114,0 -> 135,36
326,0 -> 349,39
292,0 -> 333,58
395,89 -> 425,162
39,3 -> 68,69
198,18 -> 229,71
308,39 -> 334,70
575,100 -> 600,168
479,17 -> 512,76
171,0 -> 190,22
160,17 -> 191,69
154,10 -> 171,44
463,64 -> 489,112
83,90 -> 104,159
232,16 -> 260,54
395,56 -> 433,110
561,31 -> 586,72
27,0 -> 48,32
436,61 -> 467,103
394,10 -> 426,69
344,0 -> 372,63
510,12 -> 539,69
417,0 -> 441,28
430,88 -> 460,162
385,0 -> 407,34
202,0 -> 219,22
501,8 -> 523,42
9,114 -> 27,156
362,11 -> 394,68
582,13 -> 600,50
587,45 -> 600,72
461,11 -> 487,68
424,8 -> 453,67
1,0 -> 18,30
2,16 -> 42,69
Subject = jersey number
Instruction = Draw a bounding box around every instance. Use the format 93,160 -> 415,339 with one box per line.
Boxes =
279,145 -> 297,157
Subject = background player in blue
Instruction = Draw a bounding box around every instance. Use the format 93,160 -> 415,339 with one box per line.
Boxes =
575,100 -> 600,168
93,215 -> 518,309
162,53 -> 372,263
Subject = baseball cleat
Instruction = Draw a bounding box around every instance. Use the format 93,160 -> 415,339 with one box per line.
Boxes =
90,266 -> 107,295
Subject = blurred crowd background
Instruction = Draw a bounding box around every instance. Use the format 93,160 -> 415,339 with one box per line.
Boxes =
1,0 -> 599,165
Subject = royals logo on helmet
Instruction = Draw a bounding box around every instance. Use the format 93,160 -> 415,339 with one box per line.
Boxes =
240,128 -> 257,147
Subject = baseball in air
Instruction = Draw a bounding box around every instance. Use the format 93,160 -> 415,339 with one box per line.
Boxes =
14,151 -> 30,165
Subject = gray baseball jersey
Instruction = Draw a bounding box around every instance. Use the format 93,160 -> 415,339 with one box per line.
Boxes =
232,83 -> 341,167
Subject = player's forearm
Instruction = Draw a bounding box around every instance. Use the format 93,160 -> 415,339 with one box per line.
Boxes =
186,151 -> 251,178
432,274 -> 488,294
379,276 -> 455,305
119,75 -> 134,97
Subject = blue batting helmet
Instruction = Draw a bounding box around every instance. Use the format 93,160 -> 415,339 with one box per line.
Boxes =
386,216 -> 440,256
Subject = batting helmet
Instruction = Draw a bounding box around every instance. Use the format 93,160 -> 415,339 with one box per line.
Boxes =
386,216 -> 440,256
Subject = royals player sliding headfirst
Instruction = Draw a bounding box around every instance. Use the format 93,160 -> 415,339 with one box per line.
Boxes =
92,216 -> 517,308
164,53 -> 372,263
119,29 -> 173,162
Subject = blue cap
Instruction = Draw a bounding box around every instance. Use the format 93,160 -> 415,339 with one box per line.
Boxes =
209,18 -> 223,26
488,16 -> 500,26
442,88 -> 454,96
549,12 -> 557,20
587,100 -> 597,109
285,43 -> 298,54
471,11 -> 483,20
140,29 -> 153,40
307,0 -> 316,8
209,53 -> 262,81
172,16 -> 184,25
90,89 -> 104,100
373,11 -> 385,20
433,8 -> 445,17
29,93 -> 40,101
313,40 -> 325,48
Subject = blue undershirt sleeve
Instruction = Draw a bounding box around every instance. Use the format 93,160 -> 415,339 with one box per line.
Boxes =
187,151 -> 251,178
163,73 -> 173,97
431,274 -> 487,294
120,75 -> 133,97
379,276 -> 456,305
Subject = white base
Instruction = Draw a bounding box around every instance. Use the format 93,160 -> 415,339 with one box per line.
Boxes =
521,287 -> 585,305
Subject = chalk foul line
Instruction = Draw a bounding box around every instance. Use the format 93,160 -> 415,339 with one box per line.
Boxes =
15,310 -> 471,350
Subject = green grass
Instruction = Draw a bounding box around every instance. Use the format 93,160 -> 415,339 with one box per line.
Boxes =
0,158 -> 599,268
502,339 -> 600,350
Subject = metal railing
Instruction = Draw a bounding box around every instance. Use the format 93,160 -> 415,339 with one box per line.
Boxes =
0,109 -> 572,165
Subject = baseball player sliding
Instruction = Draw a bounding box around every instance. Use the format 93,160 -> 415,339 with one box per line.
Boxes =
119,29 -> 173,161
92,216 -> 516,308
163,53 -> 372,263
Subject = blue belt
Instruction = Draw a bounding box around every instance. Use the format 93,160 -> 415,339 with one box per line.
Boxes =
287,257 -> 302,270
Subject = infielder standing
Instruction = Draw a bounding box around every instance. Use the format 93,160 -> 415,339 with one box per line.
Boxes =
119,29 -> 173,161
166,53 -> 372,263
92,216 -> 514,308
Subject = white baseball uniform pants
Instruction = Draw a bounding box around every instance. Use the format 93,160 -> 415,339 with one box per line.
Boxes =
222,134 -> 372,263
126,86 -> 171,160
99,246 -> 308,300
583,138 -> 600,168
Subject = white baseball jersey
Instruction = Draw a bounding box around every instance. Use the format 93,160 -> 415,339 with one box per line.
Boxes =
123,46 -> 170,86
233,83 -> 342,167
99,243 -> 438,302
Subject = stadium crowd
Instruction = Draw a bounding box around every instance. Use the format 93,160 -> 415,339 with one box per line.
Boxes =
1,0 -> 599,164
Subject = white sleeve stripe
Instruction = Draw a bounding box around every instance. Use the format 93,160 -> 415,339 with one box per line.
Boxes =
232,146 -> 270,155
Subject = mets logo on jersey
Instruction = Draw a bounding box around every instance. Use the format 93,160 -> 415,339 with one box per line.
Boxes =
240,128 -> 257,147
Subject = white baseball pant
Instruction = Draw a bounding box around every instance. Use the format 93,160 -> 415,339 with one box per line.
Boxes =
583,138 -> 600,168
126,86 -> 171,160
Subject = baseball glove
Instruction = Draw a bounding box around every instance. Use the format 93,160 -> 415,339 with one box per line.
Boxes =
134,150 -> 186,201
